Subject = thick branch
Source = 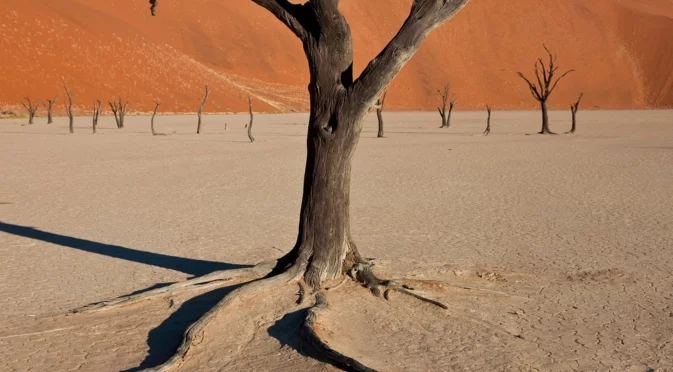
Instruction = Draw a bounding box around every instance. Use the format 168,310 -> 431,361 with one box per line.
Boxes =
251,0 -> 308,40
351,0 -> 470,110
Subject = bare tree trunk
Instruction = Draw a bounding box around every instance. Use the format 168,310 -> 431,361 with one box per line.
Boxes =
92,100 -> 101,134
196,85 -> 210,134
21,97 -> 40,125
247,96 -> 255,142
483,105 -> 492,136
540,100 -> 553,134
438,84 -> 449,128
151,99 -> 161,135
566,92 -> 583,134
376,91 -> 387,138
46,97 -> 57,124
61,78 -> 74,134
108,97 -> 128,129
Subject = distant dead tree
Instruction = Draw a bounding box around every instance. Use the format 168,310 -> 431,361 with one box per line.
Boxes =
149,0 -> 159,16
437,84 -> 457,128
374,91 -> 387,138
196,85 -> 210,134
92,100 -> 102,134
517,45 -> 575,134
109,97 -> 129,129
151,99 -> 161,135
45,96 -> 58,124
483,105 -> 492,136
61,77 -> 74,134
247,95 -> 255,142
21,97 -> 40,125
567,92 -> 583,134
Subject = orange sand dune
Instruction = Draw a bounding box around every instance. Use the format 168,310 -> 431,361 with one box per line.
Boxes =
0,0 -> 672,113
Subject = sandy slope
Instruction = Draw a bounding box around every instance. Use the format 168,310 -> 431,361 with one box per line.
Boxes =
1,110 -> 672,371
1,0 -> 673,113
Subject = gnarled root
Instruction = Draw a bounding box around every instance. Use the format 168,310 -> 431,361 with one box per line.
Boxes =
302,292 -> 377,372
145,264 -> 303,372
349,263 -> 448,310
70,260 -> 278,314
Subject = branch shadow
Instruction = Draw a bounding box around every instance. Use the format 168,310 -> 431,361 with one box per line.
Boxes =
0,221 -> 251,277
122,283 -> 244,372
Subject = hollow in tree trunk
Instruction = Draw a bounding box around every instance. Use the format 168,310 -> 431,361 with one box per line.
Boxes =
375,91 -> 386,138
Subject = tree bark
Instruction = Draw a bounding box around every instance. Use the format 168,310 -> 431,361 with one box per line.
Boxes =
483,105 -> 491,136
46,97 -> 57,124
376,91 -> 386,138
197,85 -> 210,134
247,96 -> 255,142
540,100 -> 551,134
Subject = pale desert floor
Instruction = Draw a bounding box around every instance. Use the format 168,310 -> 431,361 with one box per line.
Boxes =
1,110 -> 672,372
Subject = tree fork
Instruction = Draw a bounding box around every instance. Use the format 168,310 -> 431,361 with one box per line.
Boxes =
20,97 -> 40,125
46,96 -> 58,124
567,92 -> 583,134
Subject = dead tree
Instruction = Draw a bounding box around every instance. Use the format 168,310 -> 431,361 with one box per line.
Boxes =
92,100 -> 102,134
247,95 -> 255,142
483,105 -> 492,136
375,91 -> 387,138
45,96 -> 57,124
196,85 -> 210,134
79,2 -> 472,371
437,85 -> 457,128
61,78 -> 74,134
108,97 -> 129,129
151,99 -> 161,135
517,45 -> 575,134
20,97 -> 40,125
567,92 -> 583,134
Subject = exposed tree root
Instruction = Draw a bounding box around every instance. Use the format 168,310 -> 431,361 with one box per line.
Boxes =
144,264 -> 303,372
349,263 -> 448,310
302,292 -> 377,372
70,260 -> 278,315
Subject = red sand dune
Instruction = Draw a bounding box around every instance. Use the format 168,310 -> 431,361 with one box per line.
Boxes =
1,0 -> 672,114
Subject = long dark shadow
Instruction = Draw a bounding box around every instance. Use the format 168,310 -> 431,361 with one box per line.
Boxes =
0,221 -> 251,276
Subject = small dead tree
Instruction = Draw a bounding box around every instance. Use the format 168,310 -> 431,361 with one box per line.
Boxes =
149,0 -> 159,15
61,77 -> 74,134
247,95 -> 255,143
45,96 -> 58,124
567,92 -> 583,134
196,85 -> 210,134
108,97 -> 129,129
517,45 -> 575,134
21,97 -> 40,125
375,91 -> 387,138
438,85 -> 457,128
151,99 -> 161,135
483,105 -> 492,136
92,100 -> 102,134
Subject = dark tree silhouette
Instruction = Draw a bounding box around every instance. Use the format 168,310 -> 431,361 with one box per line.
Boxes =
483,105 -> 492,136
80,1 -> 472,370
567,92 -> 583,134
437,84 -> 456,128
92,100 -> 102,134
517,45 -> 575,134
151,99 -> 161,135
61,77 -> 74,134
20,97 -> 40,125
375,91 -> 387,138
247,95 -> 255,142
196,85 -> 210,134
45,96 -> 58,124
109,97 -> 128,129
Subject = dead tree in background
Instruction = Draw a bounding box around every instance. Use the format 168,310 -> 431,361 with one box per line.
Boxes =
92,100 -> 102,134
483,105 -> 492,136
109,97 -> 128,129
375,91 -> 387,138
567,92 -> 583,134
79,2 -> 472,371
45,96 -> 57,124
21,97 -> 40,125
151,99 -> 161,135
61,78 -> 74,134
437,84 -> 456,128
247,95 -> 255,143
196,85 -> 210,134
517,45 -> 575,134
149,0 -> 159,15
